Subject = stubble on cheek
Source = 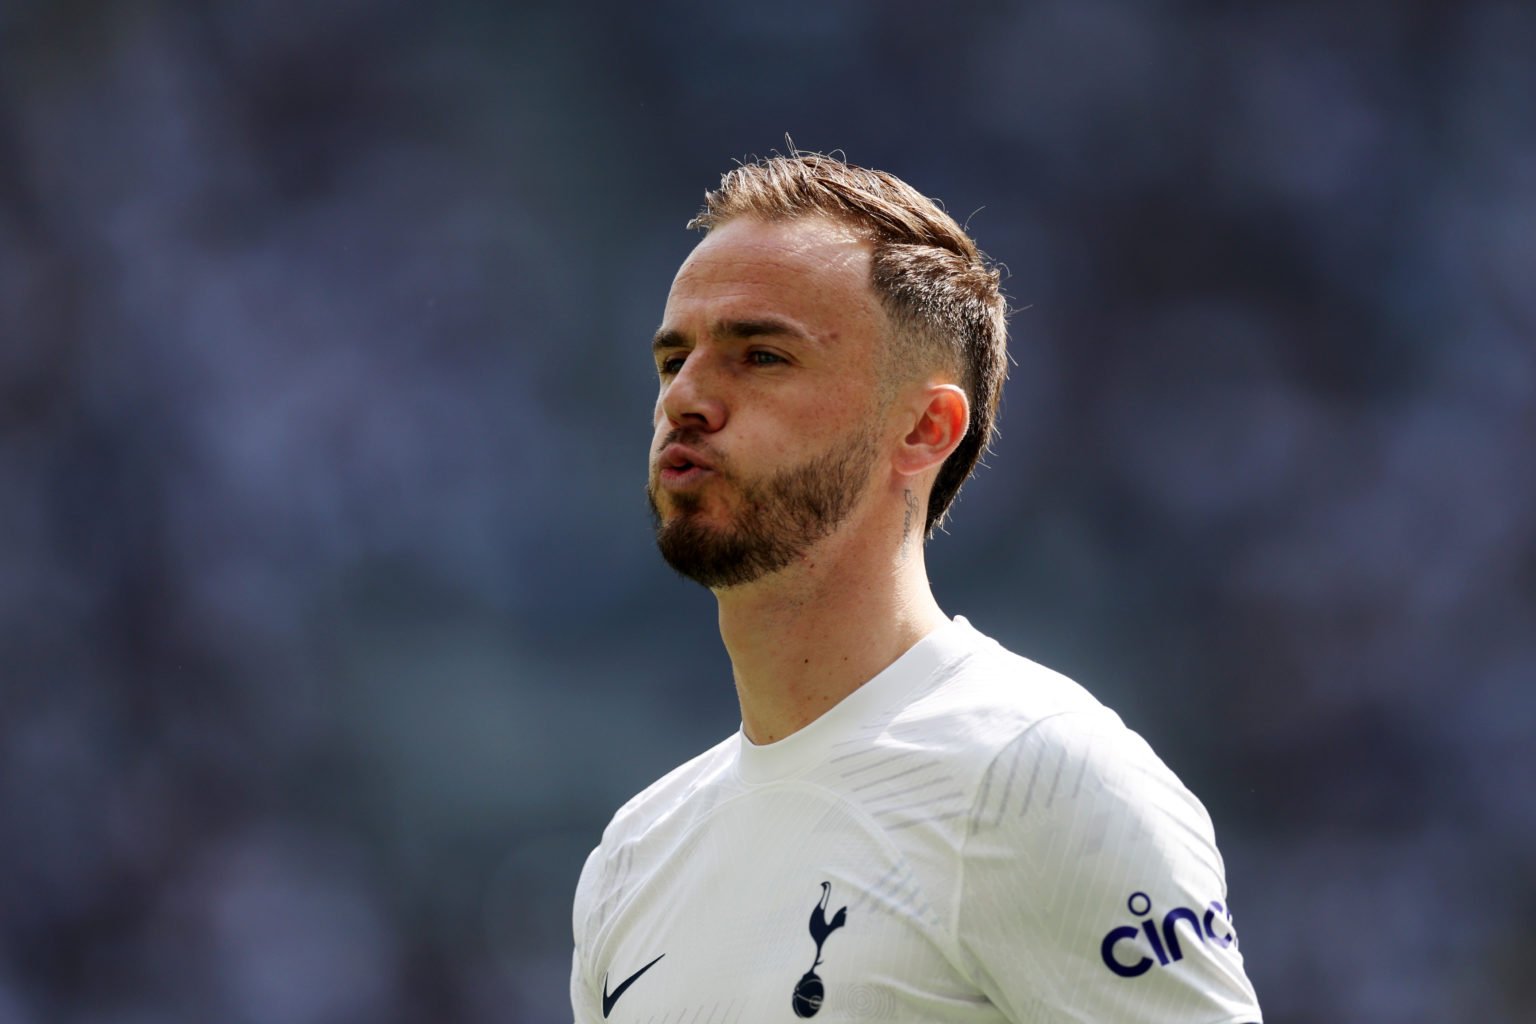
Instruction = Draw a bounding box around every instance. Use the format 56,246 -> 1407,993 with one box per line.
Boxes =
648,424 -> 879,590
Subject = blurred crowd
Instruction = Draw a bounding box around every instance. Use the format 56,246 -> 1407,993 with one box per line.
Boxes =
1,1 -> 1532,1021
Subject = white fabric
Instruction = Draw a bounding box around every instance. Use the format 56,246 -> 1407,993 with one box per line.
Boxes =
572,617 -> 1261,1023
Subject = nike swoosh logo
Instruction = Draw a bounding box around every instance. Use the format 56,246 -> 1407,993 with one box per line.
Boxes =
602,952 -> 665,1018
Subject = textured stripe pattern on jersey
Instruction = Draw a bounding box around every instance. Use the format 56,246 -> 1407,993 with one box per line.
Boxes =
571,617 -> 1261,1024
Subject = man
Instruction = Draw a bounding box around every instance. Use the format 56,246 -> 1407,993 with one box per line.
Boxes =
571,152 -> 1262,1023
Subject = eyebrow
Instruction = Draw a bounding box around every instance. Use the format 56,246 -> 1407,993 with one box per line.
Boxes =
652,317 -> 811,354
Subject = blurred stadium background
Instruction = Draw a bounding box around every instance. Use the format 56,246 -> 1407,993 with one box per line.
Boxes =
2,1 -> 1533,1021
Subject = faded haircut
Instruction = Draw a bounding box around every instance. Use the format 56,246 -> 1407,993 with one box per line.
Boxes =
688,151 -> 1008,536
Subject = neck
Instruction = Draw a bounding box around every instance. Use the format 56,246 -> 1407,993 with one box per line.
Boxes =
715,520 -> 947,745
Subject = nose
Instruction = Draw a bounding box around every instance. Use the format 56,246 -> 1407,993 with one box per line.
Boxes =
658,350 -> 727,433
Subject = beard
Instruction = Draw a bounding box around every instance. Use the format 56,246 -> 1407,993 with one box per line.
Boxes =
648,427 -> 880,589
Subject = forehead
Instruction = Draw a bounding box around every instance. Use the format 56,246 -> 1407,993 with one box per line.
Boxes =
663,216 -> 883,339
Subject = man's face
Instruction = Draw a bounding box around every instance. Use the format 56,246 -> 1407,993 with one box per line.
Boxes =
647,215 -> 890,589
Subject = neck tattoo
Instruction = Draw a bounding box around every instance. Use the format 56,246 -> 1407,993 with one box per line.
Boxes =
899,489 -> 918,563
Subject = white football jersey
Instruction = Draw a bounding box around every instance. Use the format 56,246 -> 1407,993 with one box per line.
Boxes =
571,617 -> 1261,1023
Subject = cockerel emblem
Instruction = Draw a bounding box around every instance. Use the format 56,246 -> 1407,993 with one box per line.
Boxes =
791,881 -> 848,1018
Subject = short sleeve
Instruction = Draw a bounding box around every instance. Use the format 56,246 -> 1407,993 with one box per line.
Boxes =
956,712 -> 1261,1024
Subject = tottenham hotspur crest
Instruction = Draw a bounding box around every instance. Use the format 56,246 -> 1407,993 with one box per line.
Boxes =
792,881 -> 848,1018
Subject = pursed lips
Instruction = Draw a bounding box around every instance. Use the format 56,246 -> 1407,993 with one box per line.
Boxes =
656,441 -> 719,488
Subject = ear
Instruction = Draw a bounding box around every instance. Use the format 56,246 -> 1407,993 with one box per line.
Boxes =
892,383 -> 969,480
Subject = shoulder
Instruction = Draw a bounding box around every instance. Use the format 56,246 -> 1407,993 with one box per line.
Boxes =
968,707 -> 1218,860
955,708 -> 1259,1022
940,637 -> 1259,1021
599,731 -> 739,848
939,625 -> 1218,866
809,622 -> 1166,884
572,732 -> 739,944
886,619 -> 1224,884
882,619 -> 1118,773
